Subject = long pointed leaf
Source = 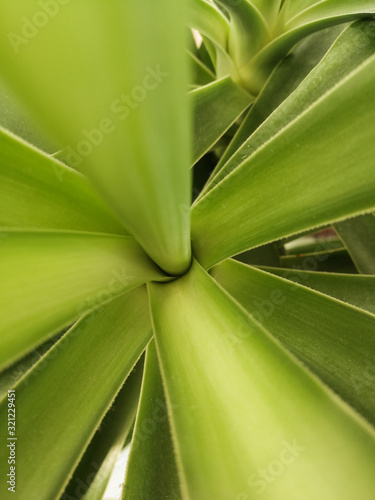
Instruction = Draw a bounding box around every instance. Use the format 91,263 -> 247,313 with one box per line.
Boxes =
63,360 -> 143,500
216,0 -> 269,70
212,259 -> 375,426
0,1 -> 191,275
0,127 -> 125,234
0,288 -> 151,500
334,213 -> 375,274
259,266 -> 375,314
123,341 -> 182,499
0,231 -> 166,370
243,9 -> 375,93
191,77 -> 251,165
149,260 -> 375,499
188,0 -> 229,50
287,1 -> 375,30
192,52 -> 375,268
205,24 -> 344,191
206,20 -> 375,191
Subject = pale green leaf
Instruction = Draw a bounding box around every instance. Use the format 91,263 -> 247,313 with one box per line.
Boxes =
287,1 -> 375,30
280,248 -> 357,274
0,331 -> 64,400
149,260 -> 375,500
216,0 -> 269,70
250,0 -> 283,27
205,24 -> 344,191
212,259 -> 375,426
0,288 -> 151,500
334,213 -> 375,274
123,341 -> 182,500
188,50 -> 215,87
63,360 -> 143,500
191,76 -> 251,164
259,265 -> 375,314
191,52 -> 375,269
281,0 -> 320,22
187,0 -> 230,50
243,10 -> 375,93
0,231 -> 167,370
206,20 -> 375,191
0,127 -> 125,234
0,1 -> 191,275
0,78 -> 52,152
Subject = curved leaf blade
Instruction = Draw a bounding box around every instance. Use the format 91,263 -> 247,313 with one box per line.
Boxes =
0,1 -> 191,275
0,288 -> 151,500
259,266 -> 375,314
63,360 -> 143,500
0,127 -> 125,234
191,76 -> 251,165
192,52 -> 375,268
123,341 -> 182,500
212,259 -> 375,426
0,231 -> 167,370
334,213 -> 375,274
149,260 -> 375,500
204,24 -> 344,192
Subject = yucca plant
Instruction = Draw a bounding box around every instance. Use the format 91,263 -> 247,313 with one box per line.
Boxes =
1,1 -> 375,499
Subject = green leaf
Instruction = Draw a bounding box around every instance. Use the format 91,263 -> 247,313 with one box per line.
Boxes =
0,78 -> 52,152
234,242 -> 280,267
187,0 -> 230,51
0,127 -> 125,235
207,20 -> 375,191
0,231 -> 167,370
287,1 -> 375,30
149,260 -> 375,500
0,288 -> 151,500
123,341 -> 182,500
281,0 -> 320,22
280,248 -> 357,274
211,259 -> 375,426
191,51 -> 375,269
0,1 -> 191,275
191,77 -> 251,164
216,0 -> 269,70
243,9 -> 375,93
259,266 -> 375,315
63,360 -> 144,500
250,0 -> 283,27
205,24 -> 344,191
188,50 -> 215,87
334,213 -> 375,274
0,331 -> 64,401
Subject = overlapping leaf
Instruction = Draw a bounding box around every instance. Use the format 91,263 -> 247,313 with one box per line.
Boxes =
0,127 -> 125,234
0,231 -> 166,370
0,288 -> 151,500
123,341 -> 182,499
149,260 -> 375,500
0,1 -> 191,275
212,259 -> 375,425
192,50 -> 375,268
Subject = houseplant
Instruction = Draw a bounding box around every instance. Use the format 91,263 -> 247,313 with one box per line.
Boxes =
0,0 -> 375,498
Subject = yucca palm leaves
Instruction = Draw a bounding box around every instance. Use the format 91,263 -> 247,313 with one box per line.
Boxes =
0,1 -> 375,499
